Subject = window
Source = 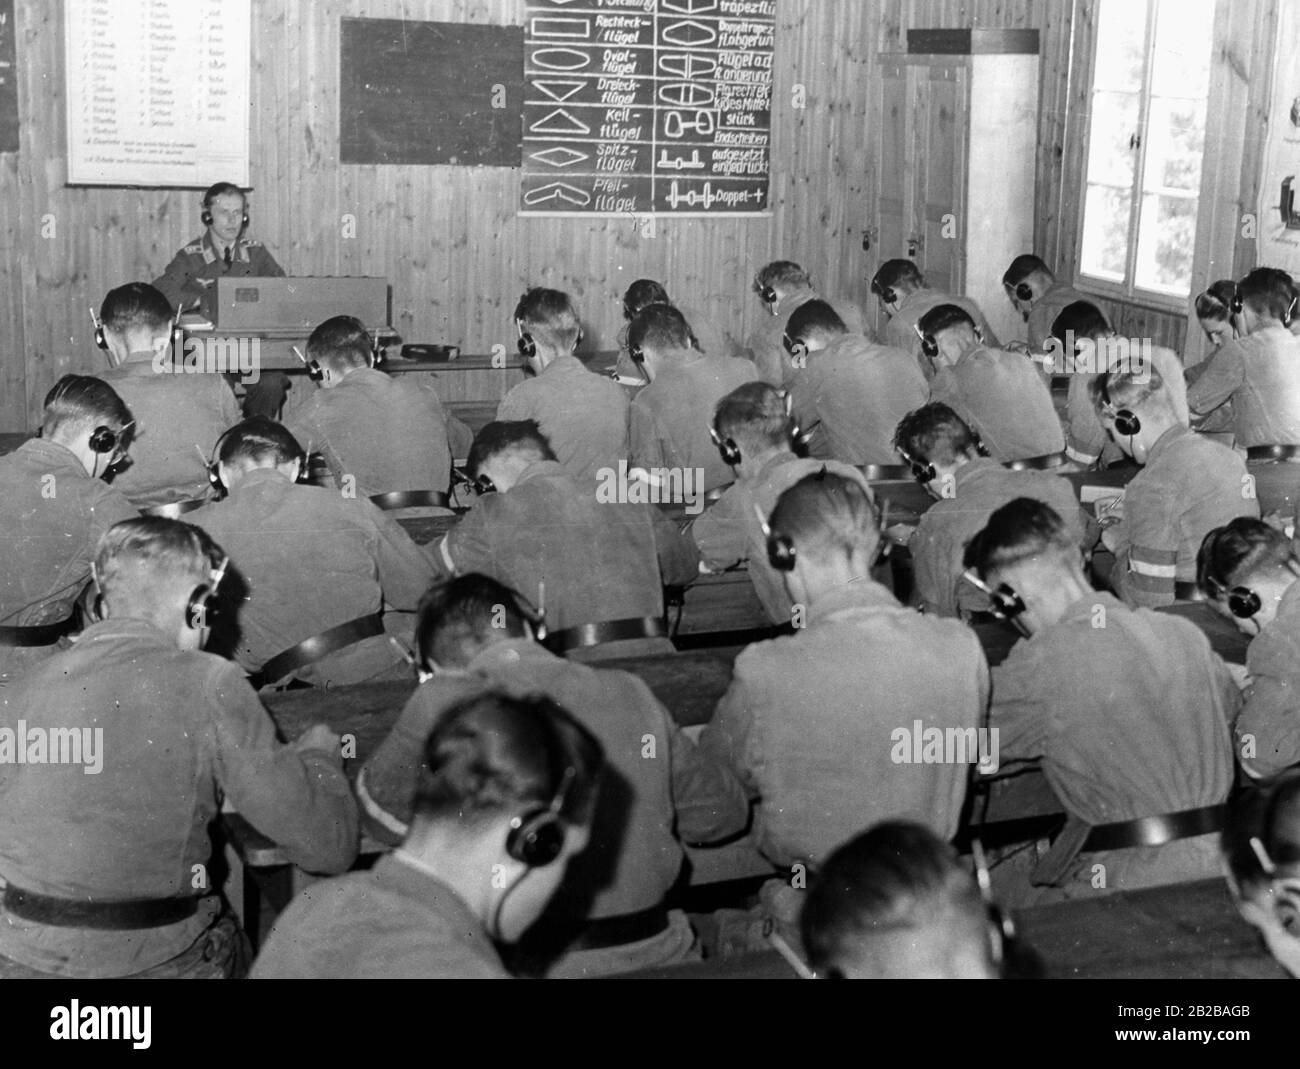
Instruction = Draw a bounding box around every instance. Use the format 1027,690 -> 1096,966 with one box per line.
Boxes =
1078,0 -> 1215,307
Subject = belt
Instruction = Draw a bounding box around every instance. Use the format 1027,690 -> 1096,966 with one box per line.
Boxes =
0,613 -> 77,648
3,884 -> 200,931
1005,450 -> 1069,472
860,463 -> 911,481
544,615 -> 667,655
140,498 -> 207,519
1082,803 -> 1225,853
1247,444 -> 1300,462
566,906 -> 670,952
1174,581 -> 1202,602
250,613 -> 386,688
369,489 -> 450,510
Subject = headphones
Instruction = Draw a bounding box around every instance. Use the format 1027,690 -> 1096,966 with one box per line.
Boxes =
90,307 -> 108,350
896,444 -> 937,486
962,569 -> 1027,622
1204,574 -> 1264,619
516,319 -> 537,359
506,765 -> 574,867
870,277 -> 897,307
914,323 -> 939,360
201,189 -> 249,229
1098,378 -> 1141,437
473,472 -> 497,495
1011,281 -> 1033,303
710,426 -> 742,468
756,505 -> 798,573
782,331 -> 808,360
89,424 -> 122,455
513,582 -> 548,645
1231,285 -> 1244,316
186,555 -> 229,630
204,429 -> 307,495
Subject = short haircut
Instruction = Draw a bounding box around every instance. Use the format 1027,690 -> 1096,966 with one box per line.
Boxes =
306,315 -> 372,372
95,517 -> 223,613
871,259 -> 925,294
893,402 -> 979,467
627,302 -> 699,354
1197,517 -> 1295,598
1050,300 -> 1111,344
43,374 -> 134,443
203,181 -> 246,208
415,573 -> 532,669
1195,279 -> 1239,322
216,416 -> 305,469
623,279 -> 671,319
1223,770 -> 1300,899
754,260 -> 811,293
466,420 -> 556,478
713,381 -> 790,454
786,299 -> 847,344
963,497 -> 1074,579
1090,364 -> 1166,415
514,287 -> 581,351
1240,268 -> 1298,322
100,282 -> 174,338
413,690 -> 603,829
769,470 -> 878,566
917,303 -> 976,338
801,821 -> 992,977
1002,254 -> 1051,287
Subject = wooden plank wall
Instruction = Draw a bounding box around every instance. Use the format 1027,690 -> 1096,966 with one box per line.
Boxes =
0,0 -> 1278,431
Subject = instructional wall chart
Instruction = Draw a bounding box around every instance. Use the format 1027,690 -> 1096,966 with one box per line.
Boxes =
520,0 -> 775,216
65,0 -> 250,187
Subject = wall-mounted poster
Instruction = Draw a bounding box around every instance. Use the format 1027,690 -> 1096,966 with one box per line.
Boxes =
1259,0 -> 1300,272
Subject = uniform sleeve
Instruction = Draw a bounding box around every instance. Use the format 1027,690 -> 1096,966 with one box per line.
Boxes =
1186,345 -> 1244,419
153,250 -> 206,313
1112,480 -> 1178,608
1237,629 -> 1300,778
628,399 -> 672,473
987,647 -> 1052,764
973,310 -> 1001,350
254,245 -> 286,277
698,664 -> 763,798
909,519 -> 959,617
207,663 -> 359,873
649,503 -> 701,586
436,500 -> 495,578
496,385 -> 529,423
365,502 -> 436,610
1064,376 -> 1107,464
689,484 -> 750,570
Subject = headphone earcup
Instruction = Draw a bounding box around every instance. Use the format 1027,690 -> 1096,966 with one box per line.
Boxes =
1113,409 -> 1141,437
767,532 -> 797,572
921,334 -> 938,359
94,326 -> 108,351
911,460 -> 937,485
1015,282 -> 1033,303
507,809 -> 565,867
517,332 -> 537,359
1228,587 -> 1263,619
88,426 -> 116,455
882,285 -> 897,306
201,210 -> 213,226
721,438 -> 742,467
1231,290 -> 1244,315
186,585 -> 214,630
762,285 -> 777,305
994,585 -> 1027,620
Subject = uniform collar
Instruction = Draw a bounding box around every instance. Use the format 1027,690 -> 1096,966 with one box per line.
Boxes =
377,854 -> 498,960
335,365 -> 386,388
752,448 -> 799,482
227,467 -> 295,495
953,456 -> 1004,489
16,437 -> 86,474
541,352 -> 584,375
807,579 -> 901,625
776,288 -> 816,318
467,636 -> 556,673
73,617 -> 177,648
201,231 -> 250,264
1145,423 -> 1190,463
894,287 -> 929,314
513,459 -> 567,487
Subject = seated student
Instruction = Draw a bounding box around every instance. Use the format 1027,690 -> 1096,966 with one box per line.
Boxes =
615,278 -> 746,379
1222,769 -> 1300,978
1049,300 -> 1191,468
1187,268 -> 1300,519
0,517 -> 357,978
626,303 -> 758,494
871,259 -> 1001,381
1198,518 -> 1300,778
1196,279 -> 1243,352
94,282 -> 241,507
497,288 -> 629,487
1001,253 -> 1088,352
285,314 -> 454,504
433,421 -> 698,661
252,690 -> 601,979
921,303 -> 1065,464
0,376 -> 137,682
690,381 -> 868,624
699,472 -> 989,868
746,260 -> 869,386
189,417 -> 433,687
894,402 -> 1096,618
801,821 -> 1009,979
358,574 -> 749,977
785,298 -> 928,467
964,498 -> 1238,904
1093,365 -> 1258,608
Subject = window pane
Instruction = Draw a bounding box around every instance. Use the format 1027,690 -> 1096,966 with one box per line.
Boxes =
1093,0 -> 1150,93
1134,193 -> 1197,295
1143,97 -> 1206,193
1086,90 -> 1140,187
1150,0 -> 1214,100
1081,184 -> 1132,282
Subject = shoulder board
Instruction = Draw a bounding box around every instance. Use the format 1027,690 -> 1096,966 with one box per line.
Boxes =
183,243 -> 204,254
243,239 -> 264,248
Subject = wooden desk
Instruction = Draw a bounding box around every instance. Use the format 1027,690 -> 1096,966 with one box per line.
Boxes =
623,877 -> 1286,979
381,353 -> 526,404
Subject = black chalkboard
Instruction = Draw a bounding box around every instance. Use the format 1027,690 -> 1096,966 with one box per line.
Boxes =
0,0 -> 17,155
339,18 -> 523,167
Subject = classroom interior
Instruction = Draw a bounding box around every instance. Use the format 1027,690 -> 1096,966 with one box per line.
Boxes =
0,0 -> 1299,985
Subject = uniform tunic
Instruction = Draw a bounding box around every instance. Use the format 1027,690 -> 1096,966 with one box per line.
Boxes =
628,349 -> 758,493
286,366 -> 453,497
787,333 -> 929,466
434,461 -> 699,655
882,288 -> 1001,381
909,458 -> 1096,617
496,353 -> 631,487
1186,327 -> 1300,447
153,233 -> 285,318
746,289 -> 869,387
0,619 -> 357,976
1026,280 -> 1088,353
1236,581 -> 1300,778
1108,425 -> 1259,608
929,346 -> 1065,463
189,468 -> 433,685
97,354 -> 241,506
700,581 -> 989,867
251,855 -> 507,979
